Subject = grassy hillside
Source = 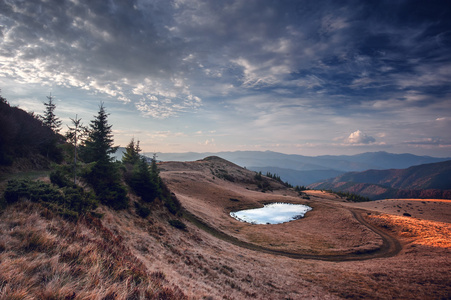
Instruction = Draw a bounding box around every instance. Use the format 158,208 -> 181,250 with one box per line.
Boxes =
0,201 -> 186,299
1,157 -> 451,299
1,94 -> 450,299
0,95 -> 64,169
0,94 -> 188,298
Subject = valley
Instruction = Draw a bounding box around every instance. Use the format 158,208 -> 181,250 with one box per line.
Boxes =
154,157 -> 451,298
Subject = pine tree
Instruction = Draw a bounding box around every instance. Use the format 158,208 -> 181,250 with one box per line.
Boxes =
130,156 -> 160,202
38,93 -> 63,161
41,93 -> 62,133
66,115 -> 88,184
80,103 -> 128,209
66,115 -> 88,147
122,138 -> 141,165
82,103 -> 117,163
150,153 -> 159,180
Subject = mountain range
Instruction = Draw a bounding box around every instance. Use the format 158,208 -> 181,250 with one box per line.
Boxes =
309,160 -> 451,200
133,150 -> 451,186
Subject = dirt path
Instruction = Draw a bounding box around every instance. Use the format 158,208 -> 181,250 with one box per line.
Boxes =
183,207 -> 402,262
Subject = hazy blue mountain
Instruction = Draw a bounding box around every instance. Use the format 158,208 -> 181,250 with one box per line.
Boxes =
308,160 -> 451,200
129,150 -> 451,186
317,151 -> 449,170
312,160 -> 451,189
152,151 -> 449,169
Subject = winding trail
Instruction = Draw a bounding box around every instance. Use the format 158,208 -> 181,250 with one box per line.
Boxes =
183,207 -> 402,262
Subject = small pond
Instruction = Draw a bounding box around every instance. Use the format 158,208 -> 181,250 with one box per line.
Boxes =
230,203 -> 312,225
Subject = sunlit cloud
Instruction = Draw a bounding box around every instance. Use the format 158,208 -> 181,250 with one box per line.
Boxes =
346,130 -> 376,145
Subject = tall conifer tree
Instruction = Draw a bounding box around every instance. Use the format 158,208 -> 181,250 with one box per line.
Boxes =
81,103 -> 127,209
66,115 -> 88,184
42,93 -> 62,133
83,103 -> 117,163
122,138 -> 141,165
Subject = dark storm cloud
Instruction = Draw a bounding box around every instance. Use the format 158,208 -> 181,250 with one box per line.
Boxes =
1,0 -> 183,77
2,1 -> 451,94
171,0 -> 451,114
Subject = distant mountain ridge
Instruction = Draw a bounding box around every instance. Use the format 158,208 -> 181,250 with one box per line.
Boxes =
133,150 -> 450,186
308,160 -> 451,200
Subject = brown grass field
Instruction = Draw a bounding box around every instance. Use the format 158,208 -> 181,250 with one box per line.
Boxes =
1,156 -> 450,299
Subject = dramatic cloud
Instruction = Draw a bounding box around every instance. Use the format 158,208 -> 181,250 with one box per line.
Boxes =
1,0 -> 450,156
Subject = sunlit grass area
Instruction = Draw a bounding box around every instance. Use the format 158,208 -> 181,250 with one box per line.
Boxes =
369,214 -> 451,248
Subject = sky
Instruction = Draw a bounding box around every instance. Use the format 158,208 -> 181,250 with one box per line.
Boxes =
1,0 -> 451,157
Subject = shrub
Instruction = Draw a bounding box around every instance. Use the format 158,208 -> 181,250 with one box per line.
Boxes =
96,183 -> 128,210
63,186 -> 97,213
4,180 -> 62,205
220,173 -> 235,182
160,182 -> 182,215
169,219 -> 187,230
82,161 -> 129,210
2,179 -> 97,220
60,209 -> 79,222
3,180 -> 29,204
333,191 -> 370,202
254,171 -> 262,181
126,158 -> 160,203
257,180 -> 273,192
295,185 -> 307,192
135,202 -> 151,218
50,169 -> 72,188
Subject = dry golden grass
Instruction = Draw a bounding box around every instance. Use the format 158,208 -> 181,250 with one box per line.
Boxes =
0,201 -> 186,300
156,158 -> 451,299
2,158 -> 450,299
160,159 -> 384,256
368,214 -> 451,248
348,198 -> 451,223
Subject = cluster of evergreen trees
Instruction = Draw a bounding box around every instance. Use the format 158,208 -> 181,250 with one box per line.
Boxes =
254,171 -> 307,191
66,103 -> 177,211
2,92 -> 180,217
263,171 -> 296,188
265,171 -> 282,182
122,139 -> 161,203
294,185 -> 307,192
331,191 -> 370,202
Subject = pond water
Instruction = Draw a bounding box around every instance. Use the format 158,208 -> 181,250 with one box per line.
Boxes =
230,203 -> 312,225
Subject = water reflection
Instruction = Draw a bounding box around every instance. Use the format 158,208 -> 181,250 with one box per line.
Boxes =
230,203 -> 312,225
